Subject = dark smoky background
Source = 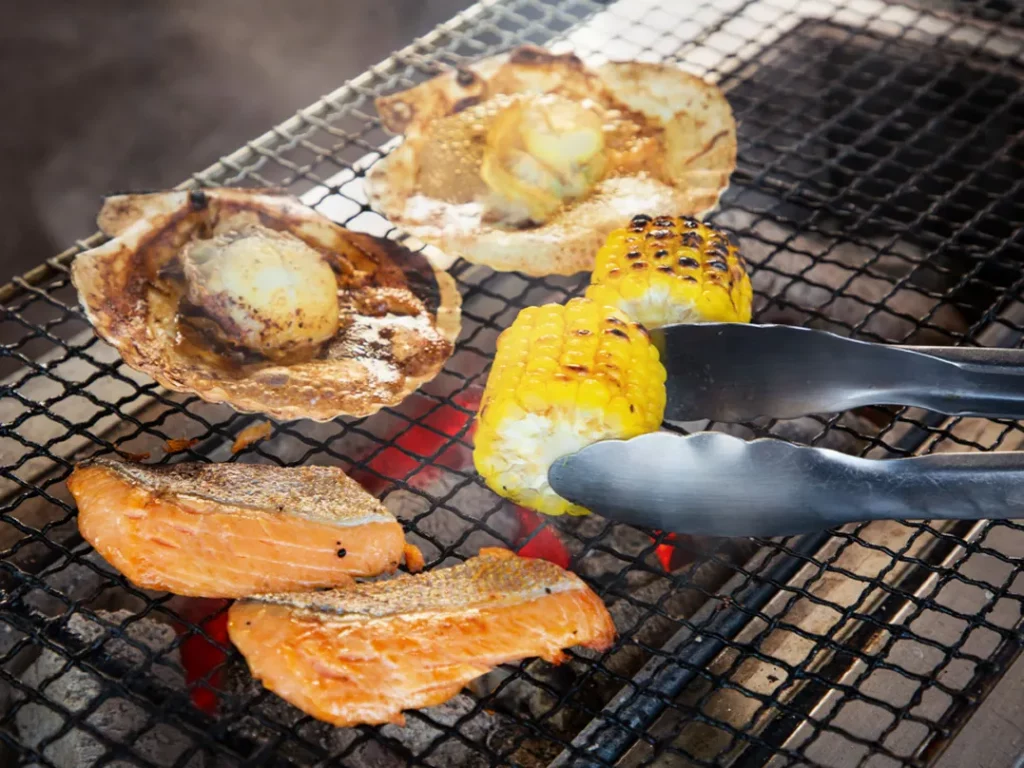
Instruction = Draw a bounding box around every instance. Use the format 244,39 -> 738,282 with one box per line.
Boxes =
0,0 -> 471,283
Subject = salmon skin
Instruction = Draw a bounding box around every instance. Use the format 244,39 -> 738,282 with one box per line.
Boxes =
228,547 -> 616,727
67,458 -> 404,598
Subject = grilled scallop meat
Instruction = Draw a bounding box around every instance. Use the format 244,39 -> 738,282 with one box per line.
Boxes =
367,45 -> 736,276
181,226 -> 341,360
228,548 -> 616,726
67,458 -> 405,598
71,188 -> 460,421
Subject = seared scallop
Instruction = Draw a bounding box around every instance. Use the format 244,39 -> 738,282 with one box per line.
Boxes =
181,226 -> 340,360
367,46 -> 736,276
71,188 -> 461,421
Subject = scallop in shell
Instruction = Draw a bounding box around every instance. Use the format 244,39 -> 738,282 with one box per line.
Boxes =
367,46 -> 737,276
72,188 -> 461,421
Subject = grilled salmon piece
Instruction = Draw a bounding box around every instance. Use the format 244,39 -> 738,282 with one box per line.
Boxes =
228,548 -> 615,726
67,458 -> 404,598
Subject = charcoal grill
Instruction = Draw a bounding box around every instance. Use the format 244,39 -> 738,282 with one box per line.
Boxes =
3,0 -> 1024,766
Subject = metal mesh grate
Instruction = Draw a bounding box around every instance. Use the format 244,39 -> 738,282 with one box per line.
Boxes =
2,0 -> 1024,766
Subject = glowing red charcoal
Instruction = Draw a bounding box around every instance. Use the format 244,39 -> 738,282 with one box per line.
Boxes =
175,599 -> 231,714
352,389 -> 481,495
652,531 -> 694,572
514,507 -> 571,569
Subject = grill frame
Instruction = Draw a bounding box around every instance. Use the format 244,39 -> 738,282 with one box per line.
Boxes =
2,1 -> 1024,767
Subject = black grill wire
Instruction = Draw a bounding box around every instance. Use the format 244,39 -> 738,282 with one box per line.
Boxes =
1,1 -> 1024,767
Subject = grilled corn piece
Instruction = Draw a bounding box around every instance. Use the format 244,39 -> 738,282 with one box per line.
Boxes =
585,214 -> 752,329
473,297 -> 666,516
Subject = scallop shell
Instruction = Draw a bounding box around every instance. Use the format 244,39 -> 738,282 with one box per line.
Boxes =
72,188 -> 461,421
367,46 -> 737,276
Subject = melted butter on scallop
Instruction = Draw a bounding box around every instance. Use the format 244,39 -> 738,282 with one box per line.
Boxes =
411,91 -> 662,228
414,94 -> 612,224
481,94 -> 607,224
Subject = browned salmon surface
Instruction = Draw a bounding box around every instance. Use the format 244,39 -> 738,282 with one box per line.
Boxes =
228,548 -> 616,726
67,458 -> 404,598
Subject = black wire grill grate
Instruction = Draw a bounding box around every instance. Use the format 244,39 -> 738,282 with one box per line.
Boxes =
2,1 -> 1024,766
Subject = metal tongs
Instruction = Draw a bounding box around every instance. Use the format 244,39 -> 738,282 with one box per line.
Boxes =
548,324 -> 1024,536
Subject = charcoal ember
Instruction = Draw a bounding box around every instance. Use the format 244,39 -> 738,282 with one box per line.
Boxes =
714,206 -> 967,345
385,487 -> 518,558
24,552 -> 149,618
556,516 -> 663,589
382,488 -> 434,523
475,660 -> 580,733
219,660 -> 360,762
589,571 -> 710,690
224,663 -> 499,766
379,694 -> 496,766
15,610 -> 203,768
0,618 -> 25,691
488,722 -> 561,768
343,738 -> 408,767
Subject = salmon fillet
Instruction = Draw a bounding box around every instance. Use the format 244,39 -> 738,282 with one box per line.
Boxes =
228,548 -> 616,726
67,458 -> 404,598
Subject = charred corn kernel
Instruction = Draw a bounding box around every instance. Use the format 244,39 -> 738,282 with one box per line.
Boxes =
585,215 -> 753,329
473,297 -> 666,516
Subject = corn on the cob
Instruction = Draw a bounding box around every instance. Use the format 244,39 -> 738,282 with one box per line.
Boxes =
473,297 -> 666,516
585,215 -> 752,329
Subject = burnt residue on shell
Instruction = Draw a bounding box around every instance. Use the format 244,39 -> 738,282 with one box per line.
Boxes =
678,256 -> 700,269
344,233 -> 444,317
508,46 -> 544,64
604,328 -> 629,339
380,100 -> 414,133
647,229 -> 673,240
507,45 -> 583,70
451,95 -> 481,114
680,231 -> 704,248
189,189 -> 209,211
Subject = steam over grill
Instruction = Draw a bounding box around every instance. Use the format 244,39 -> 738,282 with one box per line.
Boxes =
1,1 -> 1023,766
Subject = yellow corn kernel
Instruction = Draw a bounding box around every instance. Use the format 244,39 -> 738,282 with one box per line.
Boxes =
585,214 -> 753,329
473,297 -> 667,516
